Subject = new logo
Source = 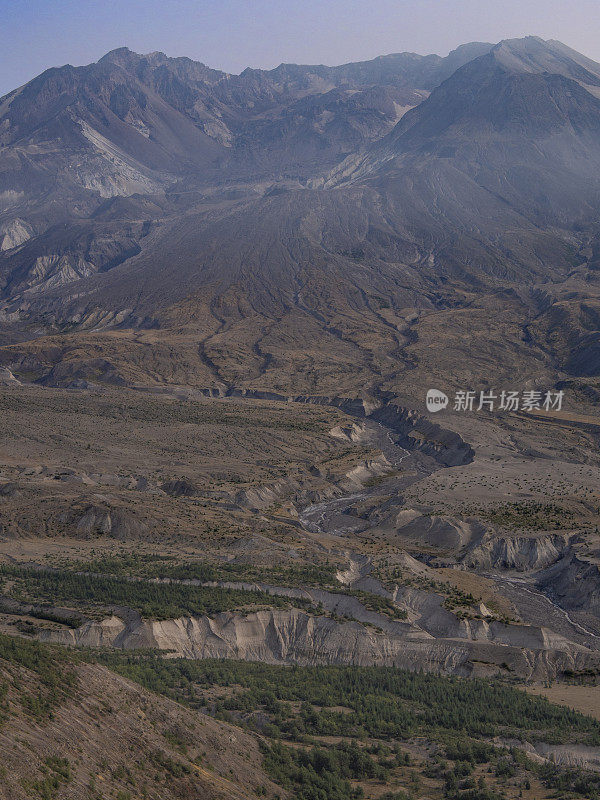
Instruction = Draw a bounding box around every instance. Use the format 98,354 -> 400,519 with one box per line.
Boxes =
426,389 -> 449,413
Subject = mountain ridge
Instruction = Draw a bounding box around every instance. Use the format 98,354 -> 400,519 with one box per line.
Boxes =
1,36 -> 600,398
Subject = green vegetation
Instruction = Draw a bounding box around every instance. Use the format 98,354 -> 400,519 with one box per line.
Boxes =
148,749 -> 192,778
0,565 -> 311,620
13,607 -> 83,630
339,590 -> 408,620
0,680 -> 8,725
562,666 -> 600,684
376,567 -> 506,622
86,653 -> 600,799
539,763 -> 600,798
262,740 -> 372,800
481,501 -> 575,531
0,633 -> 77,722
90,654 -> 600,745
29,757 -> 72,799
67,552 -> 338,588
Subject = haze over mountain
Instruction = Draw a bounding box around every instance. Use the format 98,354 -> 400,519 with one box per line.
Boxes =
0,36 -> 599,394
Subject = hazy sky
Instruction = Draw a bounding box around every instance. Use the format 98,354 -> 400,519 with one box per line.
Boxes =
2,0 -> 600,96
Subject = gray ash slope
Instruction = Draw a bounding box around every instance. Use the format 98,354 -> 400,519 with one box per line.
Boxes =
1,36 -> 600,385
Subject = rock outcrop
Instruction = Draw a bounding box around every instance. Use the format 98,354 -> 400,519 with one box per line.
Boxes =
393,510 -> 484,551
59,503 -> 151,540
539,553 -> 600,616
41,604 -> 600,682
463,533 -> 572,571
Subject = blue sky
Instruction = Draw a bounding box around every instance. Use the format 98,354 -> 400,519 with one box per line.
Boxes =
1,0 -> 600,96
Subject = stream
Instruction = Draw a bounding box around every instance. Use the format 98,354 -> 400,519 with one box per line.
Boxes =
298,419 -> 415,536
486,572 -> 600,649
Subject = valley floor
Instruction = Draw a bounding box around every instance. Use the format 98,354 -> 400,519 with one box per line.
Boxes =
1,381 -> 600,798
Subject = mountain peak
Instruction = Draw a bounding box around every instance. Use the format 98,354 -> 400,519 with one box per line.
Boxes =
340,34 -> 600,190
3,33 -> 600,354
98,46 -> 139,64
488,36 -> 600,88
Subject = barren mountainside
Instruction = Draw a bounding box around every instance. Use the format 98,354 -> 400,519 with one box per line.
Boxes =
0,37 -> 600,403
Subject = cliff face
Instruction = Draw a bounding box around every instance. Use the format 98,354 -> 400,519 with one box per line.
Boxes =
463,533 -> 572,571
42,604 -> 599,682
539,553 -> 600,615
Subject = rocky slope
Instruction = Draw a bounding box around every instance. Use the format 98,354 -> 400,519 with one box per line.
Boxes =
0,649 -> 280,799
462,533 -> 573,571
1,35 -> 600,389
539,553 -> 600,616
